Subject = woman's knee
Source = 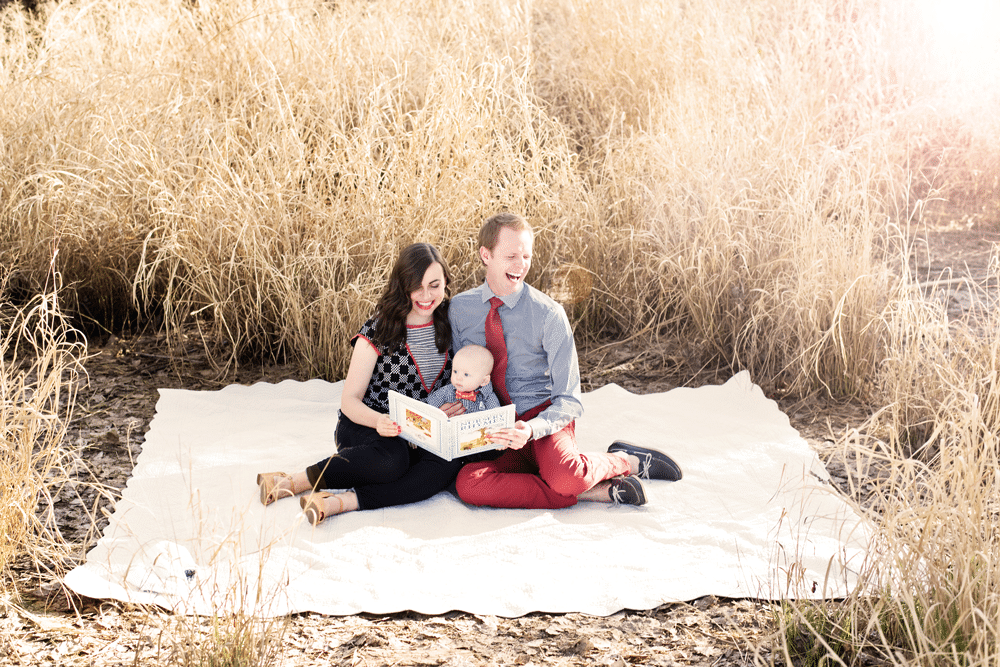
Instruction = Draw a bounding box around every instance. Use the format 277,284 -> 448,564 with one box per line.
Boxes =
334,440 -> 409,483
373,445 -> 411,480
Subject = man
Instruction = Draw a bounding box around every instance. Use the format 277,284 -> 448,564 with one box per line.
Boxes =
446,212 -> 681,509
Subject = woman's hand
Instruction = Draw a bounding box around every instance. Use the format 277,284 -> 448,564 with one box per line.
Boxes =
375,414 -> 402,438
488,421 -> 532,450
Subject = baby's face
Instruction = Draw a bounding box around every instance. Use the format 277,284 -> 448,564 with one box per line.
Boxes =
451,357 -> 490,393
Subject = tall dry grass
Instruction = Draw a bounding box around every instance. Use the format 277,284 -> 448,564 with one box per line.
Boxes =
6,0 -> 981,390
777,253 -> 1000,666
3,0 -> 992,392
0,268 -> 87,593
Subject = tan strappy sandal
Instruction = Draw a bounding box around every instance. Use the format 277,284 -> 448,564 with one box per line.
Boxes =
256,472 -> 295,506
300,492 -> 345,526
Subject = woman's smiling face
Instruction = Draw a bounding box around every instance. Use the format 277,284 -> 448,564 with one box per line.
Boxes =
407,261 -> 446,324
480,226 -> 533,297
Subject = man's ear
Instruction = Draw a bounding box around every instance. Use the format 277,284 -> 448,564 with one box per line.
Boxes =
478,245 -> 491,266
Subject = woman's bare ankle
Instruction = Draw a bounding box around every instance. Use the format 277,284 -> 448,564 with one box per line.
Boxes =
338,491 -> 359,513
290,472 -> 314,495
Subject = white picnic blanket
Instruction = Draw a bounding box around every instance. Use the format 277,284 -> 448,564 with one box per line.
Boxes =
64,371 -> 870,617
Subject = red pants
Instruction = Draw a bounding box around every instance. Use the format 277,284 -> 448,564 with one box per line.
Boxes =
455,421 -> 631,509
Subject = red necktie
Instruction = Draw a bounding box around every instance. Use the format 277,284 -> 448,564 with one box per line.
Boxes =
485,297 -> 511,405
454,390 -> 477,402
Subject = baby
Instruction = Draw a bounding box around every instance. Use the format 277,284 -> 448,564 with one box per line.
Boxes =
425,344 -> 501,413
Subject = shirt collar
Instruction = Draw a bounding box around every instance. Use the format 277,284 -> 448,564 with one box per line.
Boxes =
480,281 -> 525,309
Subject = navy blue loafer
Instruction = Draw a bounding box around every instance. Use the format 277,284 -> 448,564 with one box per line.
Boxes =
608,476 -> 648,506
608,441 -> 683,481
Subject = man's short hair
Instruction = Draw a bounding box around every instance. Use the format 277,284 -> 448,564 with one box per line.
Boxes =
478,212 -> 533,253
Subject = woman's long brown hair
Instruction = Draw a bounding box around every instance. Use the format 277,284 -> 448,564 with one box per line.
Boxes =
370,243 -> 452,353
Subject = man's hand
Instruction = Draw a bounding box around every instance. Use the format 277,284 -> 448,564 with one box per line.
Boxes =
488,421 -> 532,450
375,414 -> 401,438
440,401 -> 466,418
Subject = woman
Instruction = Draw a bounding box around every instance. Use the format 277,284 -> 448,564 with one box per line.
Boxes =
256,243 -> 458,524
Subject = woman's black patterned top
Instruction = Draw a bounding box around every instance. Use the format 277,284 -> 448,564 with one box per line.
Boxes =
352,317 -> 451,413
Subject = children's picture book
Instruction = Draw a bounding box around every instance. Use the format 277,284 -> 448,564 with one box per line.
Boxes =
387,390 -> 515,461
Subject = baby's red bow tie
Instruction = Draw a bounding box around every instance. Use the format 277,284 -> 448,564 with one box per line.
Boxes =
454,390 -> 477,401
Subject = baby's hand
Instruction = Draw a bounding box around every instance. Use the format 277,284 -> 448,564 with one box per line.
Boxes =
375,414 -> 401,438
440,401 -> 466,418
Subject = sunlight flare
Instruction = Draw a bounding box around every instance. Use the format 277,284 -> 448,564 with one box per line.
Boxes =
917,0 -> 1000,93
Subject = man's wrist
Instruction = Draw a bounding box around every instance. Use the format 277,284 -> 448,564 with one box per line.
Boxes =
525,417 -> 545,440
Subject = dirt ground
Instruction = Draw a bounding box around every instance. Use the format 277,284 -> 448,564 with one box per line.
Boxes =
2,216 -> 997,667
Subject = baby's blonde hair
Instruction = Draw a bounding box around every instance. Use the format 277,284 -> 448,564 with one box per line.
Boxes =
455,344 -> 494,375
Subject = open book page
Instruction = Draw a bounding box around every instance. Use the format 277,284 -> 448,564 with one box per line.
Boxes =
451,409 -> 513,457
389,392 -> 448,458
387,390 -> 515,461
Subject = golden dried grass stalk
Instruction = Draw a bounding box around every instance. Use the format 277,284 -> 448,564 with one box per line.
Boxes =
0,272 -> 86,591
